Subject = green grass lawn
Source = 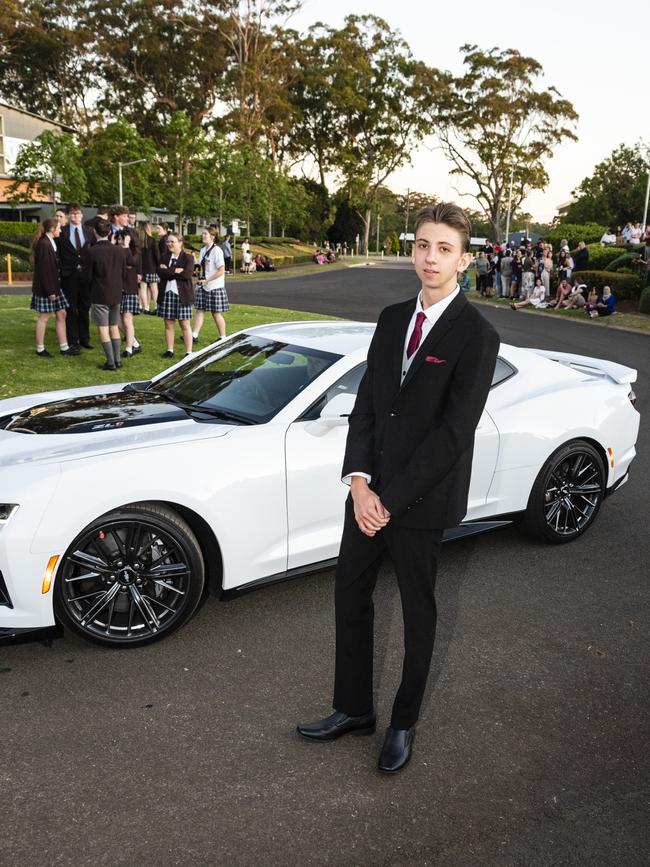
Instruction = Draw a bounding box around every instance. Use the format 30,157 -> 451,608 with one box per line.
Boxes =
0,296 -> 340,400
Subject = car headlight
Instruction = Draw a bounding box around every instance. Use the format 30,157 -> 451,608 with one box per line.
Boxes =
0,504 -> 19,525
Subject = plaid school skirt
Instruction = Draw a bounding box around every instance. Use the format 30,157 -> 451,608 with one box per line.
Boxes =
157,290 -> 193,321
144,273 -> 160,284
120,293 -> 141,315
195,284 -> 230,313
30,289 -> 69,313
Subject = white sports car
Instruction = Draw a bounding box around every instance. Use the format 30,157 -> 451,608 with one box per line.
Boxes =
0,321 -> 639,648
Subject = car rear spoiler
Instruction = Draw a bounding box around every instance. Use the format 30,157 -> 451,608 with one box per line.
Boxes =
528,349 -> 637,384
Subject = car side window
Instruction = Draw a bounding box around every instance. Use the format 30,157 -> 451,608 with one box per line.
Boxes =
491,356 -> 516,388
299,363 -> 367,421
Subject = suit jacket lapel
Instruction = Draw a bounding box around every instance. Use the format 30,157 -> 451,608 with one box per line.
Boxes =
400,292 -> 468,391
391,299 -> 417,393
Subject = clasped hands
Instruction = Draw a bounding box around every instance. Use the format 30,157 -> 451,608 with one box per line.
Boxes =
351,477 -> 390,537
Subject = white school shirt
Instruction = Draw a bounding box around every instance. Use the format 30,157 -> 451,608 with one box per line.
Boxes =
165,256 -> 179,295
200,244 -> 225,290
343,286 -> 460,486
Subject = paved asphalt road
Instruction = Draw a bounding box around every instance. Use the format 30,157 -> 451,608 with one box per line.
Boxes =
2,266 -> 648,867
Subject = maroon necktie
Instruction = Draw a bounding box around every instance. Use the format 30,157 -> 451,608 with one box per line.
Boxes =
74,227 -> 81,253
406,311 -> 426,359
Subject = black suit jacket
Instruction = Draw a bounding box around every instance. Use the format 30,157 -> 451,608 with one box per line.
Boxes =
342,292 -> 500,529
56,224 -> 93,277
82,240 -> 127,306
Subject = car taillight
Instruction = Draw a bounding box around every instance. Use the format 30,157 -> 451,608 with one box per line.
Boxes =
628,388 -> 637,406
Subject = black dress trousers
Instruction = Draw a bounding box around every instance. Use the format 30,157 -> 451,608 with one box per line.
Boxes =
63,271 -> 91,347
333,496 -> 443,730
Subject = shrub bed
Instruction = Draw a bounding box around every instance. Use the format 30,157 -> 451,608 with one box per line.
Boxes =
574,270 -> 643,300
605,251 -> 644,272
0,221 -> 40,240
547,223 -> 608,249
639,286 -> 650,314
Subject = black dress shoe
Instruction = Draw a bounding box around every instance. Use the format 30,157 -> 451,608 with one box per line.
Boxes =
60,347 -> 80,356
98,362 -> 117,371
161,350 -> 174,358
378,727 -> 415,774
132,344 -> 142,354
80,342 -> 94,350
36,348 -> 53,358
297,709 -> 376,741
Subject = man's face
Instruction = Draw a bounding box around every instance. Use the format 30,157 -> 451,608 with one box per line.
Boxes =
578,241 -> 585,250
55,210 -> 67,226
412,221 -> 471,293
128,214 -> 136,227
116,213 -> 129,227
68,209 -> 83,226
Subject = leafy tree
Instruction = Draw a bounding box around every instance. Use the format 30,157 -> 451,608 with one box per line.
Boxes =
88,0 -> 230,140
0,0 -> 97,131
428,44 -> 578,239
8,130 -> 87,207
83,121 -> 159,207
563,143 -> 650,229
327,194 -> 364,247
293,16 -> 434,253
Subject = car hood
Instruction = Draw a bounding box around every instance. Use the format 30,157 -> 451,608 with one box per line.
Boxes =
0,390 -> 235,467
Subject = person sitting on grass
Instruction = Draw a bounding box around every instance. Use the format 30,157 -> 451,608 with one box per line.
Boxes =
29,217 -> 72,357
560,277 -> 587,309
510,276 -> 547,310
588,285 -> 616,318
548,278 -> 571,308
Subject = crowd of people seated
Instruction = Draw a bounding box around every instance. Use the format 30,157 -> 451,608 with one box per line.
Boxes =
469,231 -> 642,321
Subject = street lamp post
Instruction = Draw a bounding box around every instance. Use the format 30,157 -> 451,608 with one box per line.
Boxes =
642,170 -> 650,232
504,166 -> 515,246
118,159 -> 146,205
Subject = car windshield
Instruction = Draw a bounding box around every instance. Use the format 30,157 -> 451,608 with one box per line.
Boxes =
148,333 -> 340,423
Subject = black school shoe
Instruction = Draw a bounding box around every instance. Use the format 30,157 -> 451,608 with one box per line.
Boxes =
60,347 -> 80,356
378,727 -> 415,774
36,349 -> 53,358
161,350 -> 174,358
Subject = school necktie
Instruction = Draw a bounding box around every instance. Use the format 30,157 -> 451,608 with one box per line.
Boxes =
74,227 -> 82,253
406,312 -> 426,359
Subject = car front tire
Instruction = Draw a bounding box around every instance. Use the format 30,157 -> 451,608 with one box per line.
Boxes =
54,503 -> 205,647
524,440 -> 606,544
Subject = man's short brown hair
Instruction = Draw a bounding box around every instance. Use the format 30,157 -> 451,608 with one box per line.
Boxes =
413,202 -> 472,253
109,204 -> 128,220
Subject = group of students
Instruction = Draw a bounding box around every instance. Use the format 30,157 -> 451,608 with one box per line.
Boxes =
510,275 -> 616,317
29,205 -> 230,369
473,238 -> 581,300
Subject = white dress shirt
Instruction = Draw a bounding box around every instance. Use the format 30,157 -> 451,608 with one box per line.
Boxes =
344,286 -> 460,486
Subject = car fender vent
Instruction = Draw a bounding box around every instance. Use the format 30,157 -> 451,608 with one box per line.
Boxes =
0,570 -> 13,608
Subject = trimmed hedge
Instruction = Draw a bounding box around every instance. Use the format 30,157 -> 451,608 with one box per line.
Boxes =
574,244 -> 627,270
574,270 -> 643,300
605,252 -> 644,272
639,286 -> 650,314
0,221 -> 40,239
547,223 -> 608,249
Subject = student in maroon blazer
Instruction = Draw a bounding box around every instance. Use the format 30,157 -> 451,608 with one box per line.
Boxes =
298,203 -> 500,774
116,230 -> 143,358
157,233 -> 195,358
83,219 -> 127,370
29,217 -> 73,357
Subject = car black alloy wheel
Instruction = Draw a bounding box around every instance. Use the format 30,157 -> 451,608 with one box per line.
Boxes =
525,440 -> 606,544
55,504 -> 205,647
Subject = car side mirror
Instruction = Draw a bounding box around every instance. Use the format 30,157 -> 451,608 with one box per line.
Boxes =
319,392 -> 356,427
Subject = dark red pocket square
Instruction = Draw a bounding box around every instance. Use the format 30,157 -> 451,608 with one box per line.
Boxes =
425,356 -> 446,364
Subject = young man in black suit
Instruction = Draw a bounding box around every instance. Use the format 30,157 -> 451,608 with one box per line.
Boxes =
298,203 -> 500,773
57,203 -> 94,353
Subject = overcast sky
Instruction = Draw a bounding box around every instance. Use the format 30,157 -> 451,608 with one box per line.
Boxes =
292,0 -> 649,224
